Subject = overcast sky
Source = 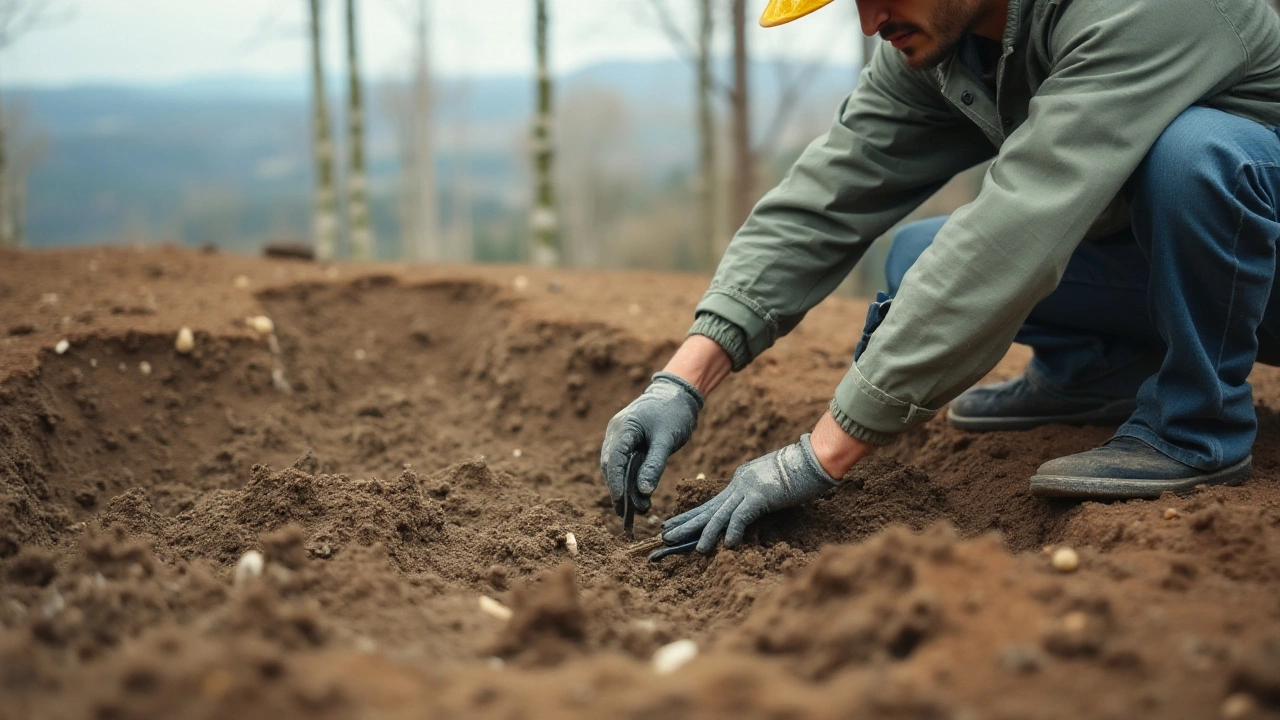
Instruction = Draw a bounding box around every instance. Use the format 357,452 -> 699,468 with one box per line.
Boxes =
4,0 -> 864,86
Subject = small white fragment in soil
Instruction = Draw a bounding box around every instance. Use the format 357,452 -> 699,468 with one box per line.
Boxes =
89,358 -> 98,368
234,550 -> 265,586
175,327 -> 195,354
54,339 -> 70,355
565,532 -> 578,556
627,303 -> 642,317
652,639 -> 698,675
271,368 -> 292,394
42,590 -> 65,617
233,274 -> 250,289
1164,507 -> 1180,520
138,361 -> 152,376
512,448 -> 522,458
41,293 -> 58,305
118,362 -> 127,372
513,275 -> 530,291
354,348 -> 367,361
354,636 -> 377,654
247,315 -> 275,336
478,595 -> 514,621
1051,547 -> 1079,573
633,619 -> 658,634
648,514 -> 660,526
324,266 -> 340,280
486,657 -> 505,670
1222,692 -> 1257,720
695,472 -> 706,481
267,334 -> 281,355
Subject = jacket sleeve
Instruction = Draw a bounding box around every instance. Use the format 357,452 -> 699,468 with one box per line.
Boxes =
832,0 -> 1250,444
689,40 -> 995,370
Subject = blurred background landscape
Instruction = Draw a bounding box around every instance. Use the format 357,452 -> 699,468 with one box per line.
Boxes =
2,0 -> 983,292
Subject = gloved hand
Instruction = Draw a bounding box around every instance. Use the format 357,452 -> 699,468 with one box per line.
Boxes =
661,433 -> 840,553
600,371 -> 705,517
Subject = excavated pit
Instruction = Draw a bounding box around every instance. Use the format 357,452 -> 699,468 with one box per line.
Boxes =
3,248 -> 1280,719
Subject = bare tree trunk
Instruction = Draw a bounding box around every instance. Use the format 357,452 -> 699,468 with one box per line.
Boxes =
694,0 -> 718,270
308,0 -> 338,259
345,0 -> 373,259
529,0 -> 560,266
450,77 -> 472,262
730,0 -> 754,231
412,0 -> 439,260
0,98 -> 11,247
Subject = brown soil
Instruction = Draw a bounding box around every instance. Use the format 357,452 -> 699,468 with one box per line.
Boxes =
2,244 -> 1279,720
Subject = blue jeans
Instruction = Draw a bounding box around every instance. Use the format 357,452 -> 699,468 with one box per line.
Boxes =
878,106 -> 1280,471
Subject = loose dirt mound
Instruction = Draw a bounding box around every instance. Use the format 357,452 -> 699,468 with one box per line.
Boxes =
2,245 -> 1279,719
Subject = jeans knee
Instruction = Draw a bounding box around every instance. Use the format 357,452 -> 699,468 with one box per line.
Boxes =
885,216 -> 947,295
1135,106 -> 1270,203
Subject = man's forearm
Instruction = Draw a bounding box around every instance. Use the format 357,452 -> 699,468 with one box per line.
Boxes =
663,335 -> 733,397
810,410 -> 875,479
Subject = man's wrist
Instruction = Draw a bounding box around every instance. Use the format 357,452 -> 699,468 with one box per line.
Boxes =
662,335 -> 733,397
809,410 -> 875,479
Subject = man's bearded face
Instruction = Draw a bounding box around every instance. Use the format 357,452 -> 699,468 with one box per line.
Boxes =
877,0 -> 982,69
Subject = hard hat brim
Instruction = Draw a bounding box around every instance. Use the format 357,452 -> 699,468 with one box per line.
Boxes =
759,0 -> 837,27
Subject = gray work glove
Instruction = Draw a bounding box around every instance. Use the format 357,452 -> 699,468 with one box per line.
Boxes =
600,372 -> 705,517
660,434 -> 840,553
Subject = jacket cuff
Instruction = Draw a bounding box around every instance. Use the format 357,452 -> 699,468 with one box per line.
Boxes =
693,286 -> 777,361
688,313 -> 751,371
829,361 -> 938,446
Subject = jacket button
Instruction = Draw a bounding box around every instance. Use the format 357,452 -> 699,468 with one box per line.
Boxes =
961,91 -> 975,105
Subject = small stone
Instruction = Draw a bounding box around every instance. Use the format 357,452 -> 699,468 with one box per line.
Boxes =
354,348 -> 367,361
478,595 -> 513,621
512,448 -> 522,458
233,550 -> 265,587
1222,693 -> 1256,720
1052,547 -> 1080,573
513,275 -> 530,291
233,274 -> 250,289
1164,507 -> 1180,520
652,639 -> 698,675
175,327 -> 195,354
138,361 -> 152,376
565,532 -> 578,556
695,472 -> 706,481
1062,611 -> 1089,634
54,339 -> 70,355
41,293 -> 58,305
246,315 -> 275,336
89,358 -> 98,368
627,303 -> 642,317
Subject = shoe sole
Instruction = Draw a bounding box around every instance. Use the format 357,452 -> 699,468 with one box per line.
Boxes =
1031,455 -> 1252,499
945,398 -> 1138,432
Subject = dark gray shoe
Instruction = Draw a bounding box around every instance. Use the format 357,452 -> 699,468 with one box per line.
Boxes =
946,374 -> 1137,431
1031,437 -> 1251,499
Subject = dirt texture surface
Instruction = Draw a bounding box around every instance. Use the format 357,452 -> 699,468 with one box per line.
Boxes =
2,244 -> 1279,720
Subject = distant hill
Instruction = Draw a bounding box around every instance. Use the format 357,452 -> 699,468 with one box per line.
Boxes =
8,58 -> 861,258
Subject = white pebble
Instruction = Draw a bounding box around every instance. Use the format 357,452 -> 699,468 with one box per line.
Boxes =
695,472 -> 706,481
41,293 -> 58,305
233,550 -> 264,586
54,339 -> 70,355
513,275 -> 530,291
1222,693 -> 1257,720
271,368 -> 292,394
89,358 -> 98,368
1051,547 -> 1080,573
138,361 -> 152,376
354,348 -> 367,361
246,315 -> 275,336
478,595 -> 513,621
652,639 -> 698,675
565,532 -> 578,556
1164,507 -> 1180,520
512,448 -> 523,458
175,327 -> 195,354
232,274 -> 250,289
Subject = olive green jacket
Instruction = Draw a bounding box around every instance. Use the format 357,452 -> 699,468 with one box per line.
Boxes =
690,0 -> 1280,445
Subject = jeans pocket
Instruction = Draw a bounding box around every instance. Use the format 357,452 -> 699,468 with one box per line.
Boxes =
854,292 -> 892,362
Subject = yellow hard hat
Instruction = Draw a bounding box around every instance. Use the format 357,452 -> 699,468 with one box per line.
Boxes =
759,0 -> 837,27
